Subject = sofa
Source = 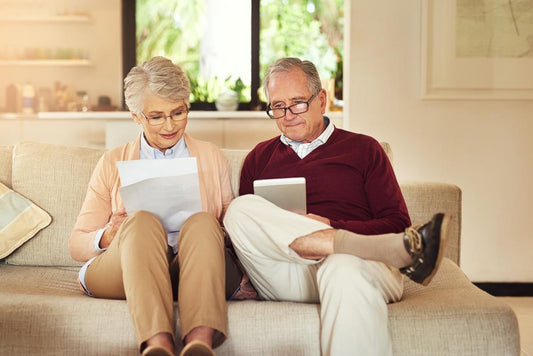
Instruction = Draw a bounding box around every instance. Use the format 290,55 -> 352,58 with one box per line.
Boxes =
0,141 -> 520,355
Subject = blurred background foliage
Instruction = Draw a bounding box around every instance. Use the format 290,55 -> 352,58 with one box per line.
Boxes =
136,0 -> 343,104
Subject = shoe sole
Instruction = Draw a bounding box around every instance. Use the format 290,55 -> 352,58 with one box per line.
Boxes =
420,213 -> 451,286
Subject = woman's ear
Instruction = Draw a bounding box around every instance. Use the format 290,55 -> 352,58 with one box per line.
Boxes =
132,113 -> 141,125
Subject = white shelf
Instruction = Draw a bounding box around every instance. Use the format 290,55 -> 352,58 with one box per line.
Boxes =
0,15 -> 92,23
0,111 -> 343,121
0,59 -> 91,67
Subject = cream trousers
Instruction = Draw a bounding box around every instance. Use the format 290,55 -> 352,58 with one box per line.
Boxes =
223,194 -> 404,356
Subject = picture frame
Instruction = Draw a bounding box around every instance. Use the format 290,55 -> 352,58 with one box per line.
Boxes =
420,0 -> 533,100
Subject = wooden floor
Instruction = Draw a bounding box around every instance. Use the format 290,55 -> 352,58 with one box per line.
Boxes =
498,297 -> 533,356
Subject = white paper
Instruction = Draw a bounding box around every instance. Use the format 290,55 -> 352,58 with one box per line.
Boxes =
117,158 -> 202,232
117,157 -> 198,186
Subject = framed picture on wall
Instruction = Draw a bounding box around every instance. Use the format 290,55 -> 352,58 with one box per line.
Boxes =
420,0 -> 533,100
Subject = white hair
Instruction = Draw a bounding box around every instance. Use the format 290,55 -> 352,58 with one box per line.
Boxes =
124,56 -> 191,113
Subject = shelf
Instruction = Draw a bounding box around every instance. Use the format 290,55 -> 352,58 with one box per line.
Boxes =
0,15 -> 92,23
0,59 -> 91,67
0,111 -> 343,121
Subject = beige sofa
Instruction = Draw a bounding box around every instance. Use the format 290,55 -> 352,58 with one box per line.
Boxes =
0,141 -> 520,355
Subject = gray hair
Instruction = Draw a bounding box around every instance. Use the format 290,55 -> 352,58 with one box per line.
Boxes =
124,56 -> 190,114
262,57 -> 322,102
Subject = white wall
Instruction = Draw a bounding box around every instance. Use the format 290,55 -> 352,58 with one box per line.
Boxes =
346,1 -> 533,282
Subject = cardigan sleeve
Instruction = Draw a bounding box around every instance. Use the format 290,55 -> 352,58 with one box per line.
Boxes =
215,147 -> 234,219
68,152 -> 115,262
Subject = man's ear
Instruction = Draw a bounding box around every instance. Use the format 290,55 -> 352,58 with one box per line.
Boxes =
319,88 -> 328,114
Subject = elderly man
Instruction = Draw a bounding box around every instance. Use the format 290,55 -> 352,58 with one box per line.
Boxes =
223,57 -> 450,355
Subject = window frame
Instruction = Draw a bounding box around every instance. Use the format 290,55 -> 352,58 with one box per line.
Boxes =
121,0 -> 262,111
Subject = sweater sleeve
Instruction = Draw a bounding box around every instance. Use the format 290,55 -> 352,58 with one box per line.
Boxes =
329,140 -> 411,235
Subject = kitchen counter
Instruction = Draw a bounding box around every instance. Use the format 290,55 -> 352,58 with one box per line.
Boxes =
0,111 -> 344,149
0,110 -> 342,121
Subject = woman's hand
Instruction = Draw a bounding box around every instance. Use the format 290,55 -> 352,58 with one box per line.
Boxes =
100,208 -> 128,249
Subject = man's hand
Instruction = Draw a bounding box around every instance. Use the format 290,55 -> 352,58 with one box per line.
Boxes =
100,208 -> 128,249
289,229 -> 336,260
305,213 -> 331,226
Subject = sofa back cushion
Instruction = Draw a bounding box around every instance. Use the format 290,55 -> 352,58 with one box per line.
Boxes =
7,142 -> 104,266
5,140 -> 460,267
0,145 -> 13,189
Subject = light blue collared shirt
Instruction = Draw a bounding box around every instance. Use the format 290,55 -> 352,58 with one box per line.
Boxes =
79,134 -> 190,296
280,117 -> 334,158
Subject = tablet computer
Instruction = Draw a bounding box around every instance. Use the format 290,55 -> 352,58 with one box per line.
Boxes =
253,177 -> 307,214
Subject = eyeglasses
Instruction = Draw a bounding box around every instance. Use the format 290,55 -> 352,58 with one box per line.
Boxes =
266,92 -> 318,119
140,108 -> 189,126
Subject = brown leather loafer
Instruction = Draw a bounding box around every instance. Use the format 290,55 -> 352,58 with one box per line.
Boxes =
400,213 -> 451,286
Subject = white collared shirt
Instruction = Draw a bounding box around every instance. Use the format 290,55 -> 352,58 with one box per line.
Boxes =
280,117 -> 334,159
139,133 -> 190,160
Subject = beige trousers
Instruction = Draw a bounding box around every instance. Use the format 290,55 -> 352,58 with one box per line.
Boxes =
224,195 -> 404,356
85,210 -> 229,349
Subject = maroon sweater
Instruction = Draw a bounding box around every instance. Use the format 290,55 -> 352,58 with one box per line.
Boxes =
240,127 -> 411,235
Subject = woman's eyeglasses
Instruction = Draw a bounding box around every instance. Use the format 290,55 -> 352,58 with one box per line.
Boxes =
140,109 -> 188,126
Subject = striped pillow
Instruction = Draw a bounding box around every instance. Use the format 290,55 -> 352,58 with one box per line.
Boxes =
0,182 -> 52,259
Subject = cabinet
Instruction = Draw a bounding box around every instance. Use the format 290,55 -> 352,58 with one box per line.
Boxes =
0,111 -> 344,150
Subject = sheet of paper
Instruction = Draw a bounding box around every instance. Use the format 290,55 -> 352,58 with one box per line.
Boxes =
117,157 -> 198,186
117,158 -> 201,232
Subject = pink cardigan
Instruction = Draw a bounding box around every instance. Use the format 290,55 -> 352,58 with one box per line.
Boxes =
69,133 -> 233,261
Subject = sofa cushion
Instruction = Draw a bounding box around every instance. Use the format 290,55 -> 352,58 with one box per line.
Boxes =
7,142 -> 104,266
0,258 -> 519,355
0,182 -> 52,259
0,145 -> 13,188
220,149 -> 247,198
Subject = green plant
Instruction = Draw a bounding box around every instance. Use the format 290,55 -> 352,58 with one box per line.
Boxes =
225,77 -> 247,102
188,76 -> 219,103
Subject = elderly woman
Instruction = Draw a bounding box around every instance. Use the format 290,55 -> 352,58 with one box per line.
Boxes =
69,56 -> 242,356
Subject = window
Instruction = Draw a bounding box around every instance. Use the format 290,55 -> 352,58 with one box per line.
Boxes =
122,0 -> 343,110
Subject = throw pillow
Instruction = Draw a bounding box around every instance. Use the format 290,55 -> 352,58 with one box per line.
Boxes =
0,182 -> 52,259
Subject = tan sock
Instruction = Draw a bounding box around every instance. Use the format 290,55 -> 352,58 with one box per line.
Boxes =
333,229 -> 413,269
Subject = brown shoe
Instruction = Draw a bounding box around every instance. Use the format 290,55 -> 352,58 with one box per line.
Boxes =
180,340 -> 215,356
142,345 -> 175,356
400,213 -> 451,286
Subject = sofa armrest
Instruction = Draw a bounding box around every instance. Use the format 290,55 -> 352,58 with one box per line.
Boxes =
400,182 -> 462,265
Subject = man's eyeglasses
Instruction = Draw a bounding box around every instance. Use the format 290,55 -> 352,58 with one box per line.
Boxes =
266,92 -> 318,119
140,108 -> 189,126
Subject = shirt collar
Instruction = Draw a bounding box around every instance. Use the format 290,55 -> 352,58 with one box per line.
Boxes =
140,133 -> 188,159
280,116 -> 334,147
